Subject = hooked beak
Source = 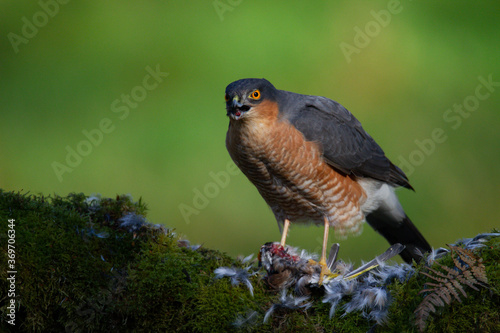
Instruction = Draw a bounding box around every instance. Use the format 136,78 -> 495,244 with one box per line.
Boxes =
227,96 -> 250,120
231,98 -> 244,109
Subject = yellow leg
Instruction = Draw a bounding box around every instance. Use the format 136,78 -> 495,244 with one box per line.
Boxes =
280,219 -> 290,247
318,217 -> 331,284
320,217 -> 329,265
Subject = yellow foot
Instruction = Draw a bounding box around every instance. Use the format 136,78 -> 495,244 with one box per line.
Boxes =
308,259 -> 337,285
319,261 -> 330,285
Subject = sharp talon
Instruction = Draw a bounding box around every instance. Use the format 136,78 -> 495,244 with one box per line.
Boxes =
309,259 -> 334,285
318,260 -> 331,285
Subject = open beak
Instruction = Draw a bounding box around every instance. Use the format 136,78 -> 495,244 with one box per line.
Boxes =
227,97 -> 250,120
231,98 -> 244,109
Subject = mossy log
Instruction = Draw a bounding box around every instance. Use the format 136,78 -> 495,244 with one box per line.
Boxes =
0,190 -> 498,332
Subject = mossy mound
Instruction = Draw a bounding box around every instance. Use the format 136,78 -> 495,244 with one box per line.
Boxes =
0,190 -> 498,332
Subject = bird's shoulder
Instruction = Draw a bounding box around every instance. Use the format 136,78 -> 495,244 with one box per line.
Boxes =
277,90 -> 357,125
275,90 -> 411,189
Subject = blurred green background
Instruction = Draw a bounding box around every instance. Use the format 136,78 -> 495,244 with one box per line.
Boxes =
1,1 -> 499,263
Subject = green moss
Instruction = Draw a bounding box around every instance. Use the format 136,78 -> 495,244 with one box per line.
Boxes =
0,190 -> 498,332
385,235 -> 500,333
419,236 -> 500,333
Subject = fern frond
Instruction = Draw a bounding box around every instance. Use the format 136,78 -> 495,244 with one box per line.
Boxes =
414,244 -> 490,332
452,246 -> 477,267
449,280 -> 467,299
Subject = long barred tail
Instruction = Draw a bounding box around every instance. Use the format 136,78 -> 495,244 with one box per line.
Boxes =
366,210 -> 432,263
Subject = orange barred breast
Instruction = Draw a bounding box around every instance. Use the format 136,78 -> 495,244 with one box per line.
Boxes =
226,100 -> 366,236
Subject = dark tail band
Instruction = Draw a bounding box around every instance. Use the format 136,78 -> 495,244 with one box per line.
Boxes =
366,211 -> 431,263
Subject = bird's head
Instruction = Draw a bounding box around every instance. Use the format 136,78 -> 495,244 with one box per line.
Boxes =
224,78 -> 278,121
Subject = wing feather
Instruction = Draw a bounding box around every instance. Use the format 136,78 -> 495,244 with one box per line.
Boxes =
281,93 -> 411,189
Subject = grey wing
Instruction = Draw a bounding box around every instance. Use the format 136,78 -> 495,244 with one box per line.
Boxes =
287,95 -> 412,189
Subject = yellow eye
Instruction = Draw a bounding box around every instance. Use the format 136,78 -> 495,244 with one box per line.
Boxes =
250,90 -> 261,100
224,94 -> 230,102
